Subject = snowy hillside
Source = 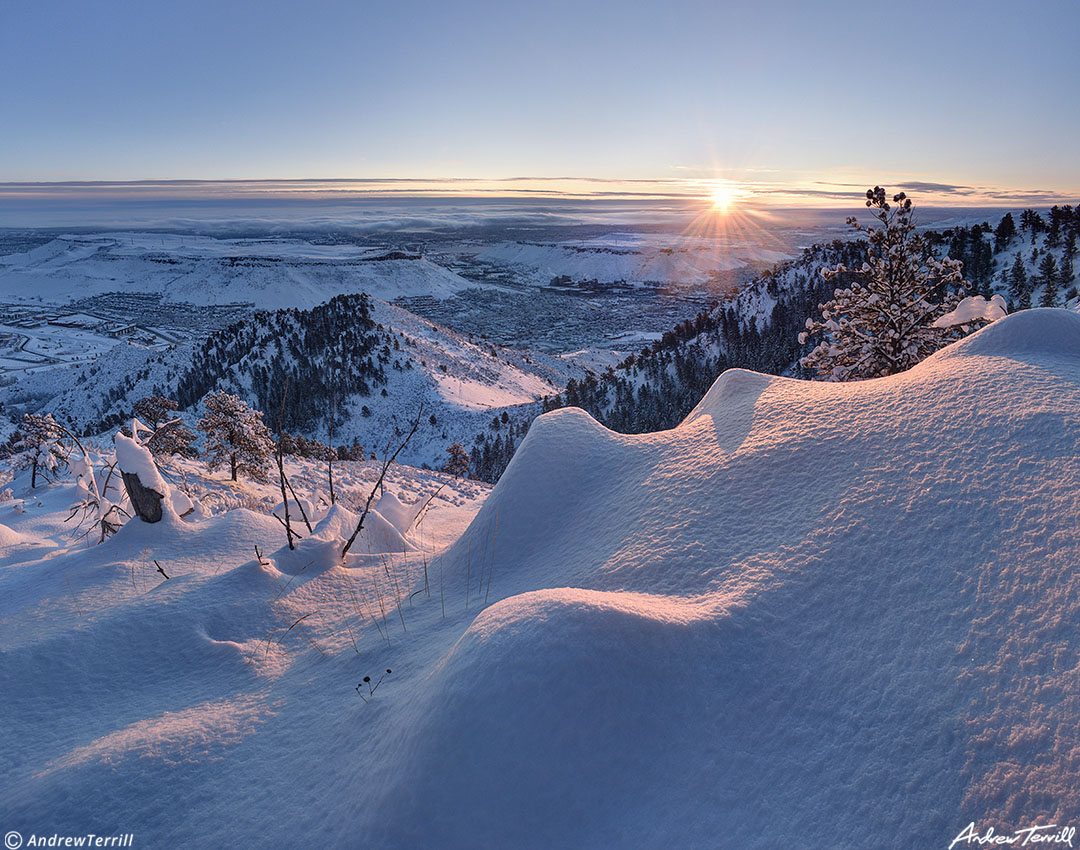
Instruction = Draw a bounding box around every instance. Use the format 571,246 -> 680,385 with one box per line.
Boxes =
0,233 -> 479,309
1,294 -> 591,470
3,308 -> 1080,848
540,208 -> 1080,438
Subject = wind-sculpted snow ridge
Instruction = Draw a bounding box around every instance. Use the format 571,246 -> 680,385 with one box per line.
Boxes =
369,308 -> 1080,848
3,310 -> 1080,850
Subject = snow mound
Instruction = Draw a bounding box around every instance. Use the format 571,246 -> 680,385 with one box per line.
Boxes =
0,521 -> 31,549
379,307 -> 1080,847
373,589 -> 717,848
307,502 -> 359,542
373,490 -> 419,535
6,309 -> 1080,849
309,500 -> 415,557
932,306 -> 1080,361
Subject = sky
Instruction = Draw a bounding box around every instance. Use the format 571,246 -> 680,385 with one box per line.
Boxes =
2,0 -> 1079,207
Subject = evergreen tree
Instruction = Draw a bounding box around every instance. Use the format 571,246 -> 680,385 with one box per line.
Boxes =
799,187 -> 968,381
10,413 -> 69,488
442,442 -> 471,478
133,395 -> 195,458
1038,254 -> 1060,307
1060,236 -> 1077,290
1047,206 -> 1064,248
197,391 -> 275,482
1007,255 -> 1029,308
994,212 -> 1016,251
1021,209 -> 1046,243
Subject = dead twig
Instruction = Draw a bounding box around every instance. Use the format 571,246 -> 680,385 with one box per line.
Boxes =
341,404 -> 424,559
273,513 -> 304,539
66,576 -> 82,616
276,379 -> 295,550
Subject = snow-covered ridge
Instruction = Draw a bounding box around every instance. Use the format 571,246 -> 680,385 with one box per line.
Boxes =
4,309 -> 1080,848
2,294 -> 592,471
374,308 -> 1080,846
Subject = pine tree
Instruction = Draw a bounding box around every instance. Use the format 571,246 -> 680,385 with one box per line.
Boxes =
1047,206 -> 1063,248
442,442 -> 470,478
799,187 -> 968,381
1060,236 -> 1077,290
197,391 -> 275,481
133,395 -> 195,458
994,212 -> 1016,251
1021,210 -> 1046,244
1007,255 -> 1029,307
1038,254 -> 1060,308
11,413 -> 69,488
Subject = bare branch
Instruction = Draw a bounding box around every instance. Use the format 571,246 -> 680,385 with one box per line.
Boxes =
341,404 -> 424,559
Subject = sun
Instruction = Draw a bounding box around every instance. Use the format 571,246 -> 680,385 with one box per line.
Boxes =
710,184 -> 738,212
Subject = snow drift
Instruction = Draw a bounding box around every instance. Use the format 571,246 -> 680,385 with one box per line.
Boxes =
3,309 -> 1080,849
371,308 -> 1080,848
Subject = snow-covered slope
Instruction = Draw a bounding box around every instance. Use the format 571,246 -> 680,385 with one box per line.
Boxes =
2,294 -> 588,470
0,233 -> 479,308
362,308 -> 1080,848
3,309 -> 1080,848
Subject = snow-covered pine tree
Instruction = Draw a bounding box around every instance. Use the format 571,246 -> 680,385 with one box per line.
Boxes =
799,187 -> 969,381
133,395 -> 195,458
11,413 -> 69,488
196,391 -> 275,482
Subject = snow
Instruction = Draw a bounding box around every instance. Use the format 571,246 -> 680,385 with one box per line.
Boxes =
3,293 -> 584,471
3,308 -> 1080,847
933,305 -> 1080,359
113,432 -> 170,502
933,293 -> 1009,328
373,490 -> 420,535
0,233 -> 482,309
0,521 -> 31,549
431,368 -> 554,410
475,234 -> 792,287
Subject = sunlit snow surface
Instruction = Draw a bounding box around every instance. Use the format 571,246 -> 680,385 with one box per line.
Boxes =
3,309 -> 1080,848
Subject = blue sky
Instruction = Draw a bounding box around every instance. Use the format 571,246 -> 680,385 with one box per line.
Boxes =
2,0 -> 1078,204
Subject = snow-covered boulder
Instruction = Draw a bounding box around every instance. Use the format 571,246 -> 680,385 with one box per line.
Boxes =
114,432 -> 172,522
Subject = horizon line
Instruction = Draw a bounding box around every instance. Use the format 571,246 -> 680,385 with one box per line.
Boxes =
0,176 -> 1076,209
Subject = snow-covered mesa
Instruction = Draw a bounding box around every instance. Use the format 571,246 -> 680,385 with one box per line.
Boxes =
2,309 -> 1080,848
